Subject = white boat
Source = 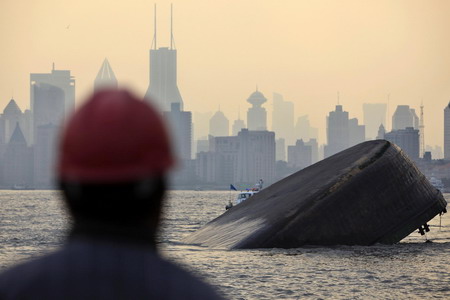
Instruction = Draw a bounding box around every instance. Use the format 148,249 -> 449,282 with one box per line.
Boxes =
226,179 -> 263,210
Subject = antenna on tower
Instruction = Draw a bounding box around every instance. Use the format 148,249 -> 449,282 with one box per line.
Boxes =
420,100 -> 425,158
170,3 -> 176,50
151,4 -> 157,49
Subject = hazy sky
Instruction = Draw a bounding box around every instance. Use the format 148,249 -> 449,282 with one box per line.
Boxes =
1,0 -> 450,146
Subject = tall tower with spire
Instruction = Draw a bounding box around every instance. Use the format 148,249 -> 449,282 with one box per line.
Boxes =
94,58 -> 118,92
144,4 -> 183,112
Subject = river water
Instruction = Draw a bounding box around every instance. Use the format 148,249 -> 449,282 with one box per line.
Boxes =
1,190 -> 450,299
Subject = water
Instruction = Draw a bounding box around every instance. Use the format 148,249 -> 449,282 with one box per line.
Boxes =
1,190 -> 450,299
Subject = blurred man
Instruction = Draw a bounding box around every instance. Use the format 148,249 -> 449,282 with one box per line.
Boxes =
0,89 -> 224,299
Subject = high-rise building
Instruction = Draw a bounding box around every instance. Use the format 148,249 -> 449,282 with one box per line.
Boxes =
272,93 -> 294,145
385,127 -> 420,161
363,103 -> 386,140
1,123 -> 33,188
32,83 -> 65,136
163,103 -> 192,161
1,99 -> 31,145
444,103 -> 450,160
324,105 -> 349,158
348,118 -> 365,147
276,138 -> 286,161
295,115 -> 318,141
30,66 -> 74,144
287,139 -> 312,170
30,65 -> 75,116
376,124 -> 386,139
232,115 -> 246,136
144,5 -> 183,112
236,129 -> 275,185
34,124 -> 59,188
392,105 -> 417,130
305,138 -> 319,164
247,90 -> 267,131
209,110 -> 229,137
94,58 -> 118,92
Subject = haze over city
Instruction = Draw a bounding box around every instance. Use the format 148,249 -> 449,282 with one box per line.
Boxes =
1,0 -> 450,147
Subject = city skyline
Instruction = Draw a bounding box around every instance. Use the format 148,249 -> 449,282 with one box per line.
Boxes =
1,1 -> 450,147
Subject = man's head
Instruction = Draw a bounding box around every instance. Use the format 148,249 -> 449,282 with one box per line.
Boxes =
58,89 -> 174,227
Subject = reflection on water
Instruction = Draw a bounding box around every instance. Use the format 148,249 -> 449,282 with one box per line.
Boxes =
1,190 -> 450,299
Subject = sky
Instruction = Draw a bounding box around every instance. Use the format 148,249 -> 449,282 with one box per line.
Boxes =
1,0 -> 450,147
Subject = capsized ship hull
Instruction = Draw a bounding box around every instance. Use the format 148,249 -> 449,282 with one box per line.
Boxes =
184,140 -> 447,249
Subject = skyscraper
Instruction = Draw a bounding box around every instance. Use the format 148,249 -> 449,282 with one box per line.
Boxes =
144,5 -> 183,112
348,118 -> 365,147
246,89 -> 267,131
209,110 -> 229,137
1,99 -> 31,145
272,93 -> 294,145
236,129 -> 275,185
30,66 -> 74,144
444,103 -> 450,160
94,58 -> 118,92
232,113 -> 246,136
363,103 -> 387,140
324,105 -> 349,158
392,105 -> 417,130
287,139 -> 312,170
163,103 -> 192,161
385,127 -> 419,161
1,123 -> 33,188
30,65 -> 75,115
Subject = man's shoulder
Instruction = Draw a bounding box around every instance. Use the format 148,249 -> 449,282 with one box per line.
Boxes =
0,244 -> 225,299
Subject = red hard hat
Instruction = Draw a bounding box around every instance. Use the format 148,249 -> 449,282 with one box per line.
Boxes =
58,89 -> 174,183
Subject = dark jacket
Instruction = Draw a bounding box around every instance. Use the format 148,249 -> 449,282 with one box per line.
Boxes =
0,227 -> 224,300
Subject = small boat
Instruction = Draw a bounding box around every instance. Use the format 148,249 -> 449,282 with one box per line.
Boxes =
226,179 -> 263,210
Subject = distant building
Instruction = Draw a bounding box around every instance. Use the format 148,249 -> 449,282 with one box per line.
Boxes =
363,103 -> 386,140
295,115 -> 318,141
163,103 -> 192,161
287,139 -> 312,170
410,109 -> 419,129
272,93 -> 294,145
30,67 -> 74,143
246,90 -> 267,131
32,83 -> 65,141
34,123 -> 59,188
348,118 -> 365,147
94,58 -> 118,92
30,66 -> 75,116
376,124 -> 386,139
276,138 -> 286,161
209,110 -> 229,137
232,116 -> 246,136
444,103 -> 450,160
324,105 -> 349,158
193,112 -> 212,141
305,138 -> 319,164
392,105 -> 417,130
384,127 -> 419,160
144,9 -> 183,112
196,138 -> 209,154
236,129 -> 275,185
196,129 -> 276,186
2,123 -> 33,188
1,99 -> 31,145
